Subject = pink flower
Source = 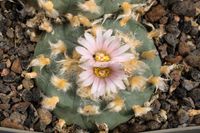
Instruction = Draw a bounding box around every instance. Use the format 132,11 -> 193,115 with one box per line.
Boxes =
78,63 -> 127,98
76,29 -> 133,66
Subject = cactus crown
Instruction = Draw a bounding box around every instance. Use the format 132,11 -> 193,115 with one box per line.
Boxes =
31,0 -> 162,130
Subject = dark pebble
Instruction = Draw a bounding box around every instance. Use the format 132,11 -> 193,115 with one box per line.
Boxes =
0,112 -> 5,121
181,97 -> 195,109
190,27 -> 199,36
0,82 -> 11,94
9,111 -> 27,125
188,88 -> 200,102
128,123 -> 147,133
159,0 -> 180,6
178,42 -> 191,56
195,102 -> 200,109
185,55 -> 200,70
11,102 -> 30,113
182,79 -> 199,91
195,36 -> 200,48
0,49 -> 3,60
143,111 -> 154,121
0,104 -> 10,110
17,46 -> 29,58
161,101 -> 171,112
118,124 -> 129,133
197,15 -> 200,24
190,68 -> 200,82
3,73 -> 16,83
172,0 -> 196,17
22,89 -> 33,102
177,109 -> 189,124
145,4 -> 167,22
0,62 -> 6,70
0,93 -> 10,103
194,114 -> 200,124
164,33 -> 179,47
165,21 -> 180,37
31,87 -> 41,103
174,87 -> 187,99
147,121 -> 161,130
151,100 -> 161,114
180,21 -> 192,34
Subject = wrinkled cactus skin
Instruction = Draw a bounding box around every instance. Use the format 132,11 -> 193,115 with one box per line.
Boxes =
33,18 -> 161,130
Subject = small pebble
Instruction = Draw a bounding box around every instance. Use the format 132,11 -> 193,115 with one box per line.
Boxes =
194,114 -> 200,124
172,0 -> 196,17
22,79 -> 34,90
188,88 -> 200,102
182,79 -> 199,91
147,121 -> 161,130
37,108 -> 52,127
145,5 -> 167,22
11,58 -> 22,74
177,109 -> 189,124
164,33 -> 179,47
128,123 -> 147,133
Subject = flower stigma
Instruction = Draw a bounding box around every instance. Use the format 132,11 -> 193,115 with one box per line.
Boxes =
93,67 -> 111,78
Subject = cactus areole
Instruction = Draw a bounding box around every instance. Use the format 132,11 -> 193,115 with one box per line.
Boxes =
33,18 -> 161,130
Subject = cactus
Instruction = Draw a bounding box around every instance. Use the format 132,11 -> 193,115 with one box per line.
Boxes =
31,17 -> 162,130
27,0 -> 164,131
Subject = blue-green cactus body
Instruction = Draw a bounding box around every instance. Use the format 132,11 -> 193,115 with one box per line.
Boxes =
33,18 -> 161,130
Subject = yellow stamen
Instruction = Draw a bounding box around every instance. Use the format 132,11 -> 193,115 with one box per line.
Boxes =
94,51 -> 110,62
93,67 -> 111,78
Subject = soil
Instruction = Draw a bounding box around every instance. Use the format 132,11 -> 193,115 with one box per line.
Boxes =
0,0 -> 200,133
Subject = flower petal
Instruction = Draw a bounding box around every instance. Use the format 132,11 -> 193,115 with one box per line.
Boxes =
106,78 -> 117,93
79,70 -> 93,81
102,36 -> 116,50
97,79 -> 105,97
91,77 -> 100,94
96,28 -> 103,50
76,46 -> 92,57
107,38 -> 121,53
82,75 -> 95,86
112,53 -> 133,62
111,77 -> 125,90
111,44 -> 130,57
78,37 -> 96,54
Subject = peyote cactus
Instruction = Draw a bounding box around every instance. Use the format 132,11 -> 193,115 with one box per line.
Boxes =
29,0 -> 164,131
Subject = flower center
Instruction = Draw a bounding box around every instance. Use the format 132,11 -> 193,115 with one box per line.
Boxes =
94,51 -> 110,62
93,67 -> 111,78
